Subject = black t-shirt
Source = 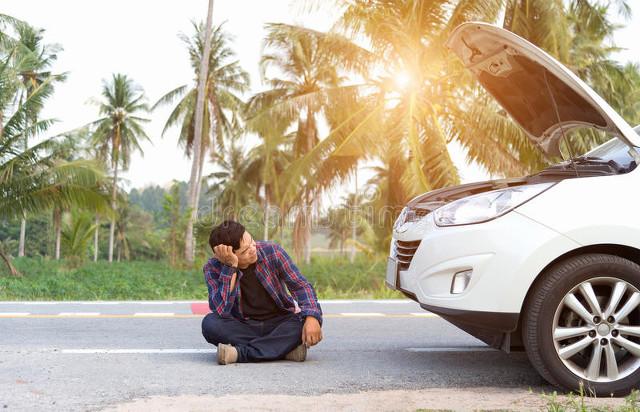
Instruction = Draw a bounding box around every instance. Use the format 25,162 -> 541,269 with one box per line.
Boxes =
239,263 -> 289,320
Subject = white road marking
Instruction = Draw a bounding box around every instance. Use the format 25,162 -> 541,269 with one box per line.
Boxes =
139,302 -> 180,305
0,312 -> 30,316
1,299 -> 415,305
319,299 -> 413,304
58,312 -> 101,316
319,300 -> 354,304
406,347 -> 496,352
340,312 -> 385,317
60,348 -> 216,354
133,313 -> 176,317
24,302 -> 59,305
0,300 -> 203,305
78,302 -> 119,305
373,300 -> 415,304
410,312 -> 438,317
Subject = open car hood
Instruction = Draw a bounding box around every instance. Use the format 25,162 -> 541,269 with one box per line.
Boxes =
446,22 -> 640,157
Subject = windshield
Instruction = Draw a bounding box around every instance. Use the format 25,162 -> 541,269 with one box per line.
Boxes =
535,125 -> 640,177
581,125 -> 640,167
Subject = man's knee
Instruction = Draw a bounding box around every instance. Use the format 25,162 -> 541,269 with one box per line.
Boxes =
201,313 -> 228,345
276,314 -> 305,340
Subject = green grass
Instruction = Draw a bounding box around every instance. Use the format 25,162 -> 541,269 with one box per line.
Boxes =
0,256 -> 403,300
542,387 -> 640,411
412,389 -> 640,412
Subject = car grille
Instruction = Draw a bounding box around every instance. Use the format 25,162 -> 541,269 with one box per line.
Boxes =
395,239 -> 421,271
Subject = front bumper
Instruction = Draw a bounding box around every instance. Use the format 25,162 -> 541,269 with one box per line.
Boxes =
388,211 -> 580,333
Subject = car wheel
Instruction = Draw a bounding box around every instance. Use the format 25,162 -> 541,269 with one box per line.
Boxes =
523,253 -> 640,396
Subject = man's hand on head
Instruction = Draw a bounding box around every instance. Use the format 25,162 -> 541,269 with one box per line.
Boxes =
301,316 -> 322,347
213,245 -> 239,268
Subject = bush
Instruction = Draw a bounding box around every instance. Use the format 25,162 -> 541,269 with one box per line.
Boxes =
0,255 -> 403,300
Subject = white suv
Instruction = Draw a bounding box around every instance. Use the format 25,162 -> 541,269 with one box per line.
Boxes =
386,22 -> 640,396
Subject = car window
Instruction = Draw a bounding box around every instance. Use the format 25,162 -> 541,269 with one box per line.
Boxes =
570,125 -> 639,171
584,137 -> 636,164
542,125 -> 640,175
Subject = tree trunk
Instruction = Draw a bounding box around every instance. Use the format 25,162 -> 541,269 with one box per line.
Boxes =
350,166 -> 358,263
191,141 -> 207,258
263,189 -> 269,241
18,216 -> 26,257
303,108 -> 315,265
278,212 -> 285,245
94,215 -> 99,262
18,109 -> 28,258
108,149 -> 119,263
54,209 -> 62,260
185,0 -> 215,265
0,247 -> 20,276
194,153 -> 204,212
170,226 -> 177,266
303,192 -> 311,264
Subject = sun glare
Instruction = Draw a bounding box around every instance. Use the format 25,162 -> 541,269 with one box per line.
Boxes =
394,70 -> 412,90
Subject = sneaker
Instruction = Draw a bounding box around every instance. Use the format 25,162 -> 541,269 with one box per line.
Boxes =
284,344 -> 307,362
217,343 -> 238,365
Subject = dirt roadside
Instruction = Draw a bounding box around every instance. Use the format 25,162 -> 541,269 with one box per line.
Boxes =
100,388 -> 630,411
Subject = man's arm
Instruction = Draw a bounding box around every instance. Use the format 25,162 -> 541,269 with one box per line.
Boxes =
204,262 -> 241,317
273,243 -> 323,324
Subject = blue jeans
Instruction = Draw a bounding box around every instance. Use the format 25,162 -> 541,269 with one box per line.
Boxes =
201,312 -> 304,362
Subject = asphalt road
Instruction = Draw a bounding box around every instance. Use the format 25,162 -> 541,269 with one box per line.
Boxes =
0,300 -> 552,411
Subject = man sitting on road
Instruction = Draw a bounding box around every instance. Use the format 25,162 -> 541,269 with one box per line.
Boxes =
201,220 -> 323,365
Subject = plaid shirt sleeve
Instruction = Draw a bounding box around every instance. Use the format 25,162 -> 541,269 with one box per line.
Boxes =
203,259 -> 242,318
273,243 -> 323,325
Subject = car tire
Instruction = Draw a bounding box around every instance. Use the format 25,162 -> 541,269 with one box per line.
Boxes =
523,253 -> 640,396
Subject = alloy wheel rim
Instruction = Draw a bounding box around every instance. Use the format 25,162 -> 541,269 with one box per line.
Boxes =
552,277 -> 640,383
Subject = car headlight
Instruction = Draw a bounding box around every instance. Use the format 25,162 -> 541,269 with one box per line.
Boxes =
434,182 -> 555,227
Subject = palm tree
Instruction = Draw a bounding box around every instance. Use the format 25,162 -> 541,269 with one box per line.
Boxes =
205,141 -> 253,221
161,181 -> 189,266
246,23 -> 371,263
114,203 -> 130,262
186,0 -> 214,266
153,21 -> 250,264
0,19 -> 109,274
323,1 -> 509,195
244,116 -> 292,241
324,207 -> 350,256
77,132 -> 111,262
61,211 -> 97,267
362,145 -> 410,253
493,0 -> 634,157
90,73 -> 150,263
50,130 -> 112,261
13,22 -> 63,258
287,0 -> 637,240
0,111 -> 109,274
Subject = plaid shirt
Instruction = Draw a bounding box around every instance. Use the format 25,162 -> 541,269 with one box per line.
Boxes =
203,240 -> 323,324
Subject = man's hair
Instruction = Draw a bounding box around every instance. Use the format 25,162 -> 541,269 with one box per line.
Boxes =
209,220 -> 246,252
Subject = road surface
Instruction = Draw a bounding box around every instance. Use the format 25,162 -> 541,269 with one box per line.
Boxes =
0,300 -> 626,411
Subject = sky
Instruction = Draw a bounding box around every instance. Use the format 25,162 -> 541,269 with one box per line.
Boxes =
3,1 -> 640,197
